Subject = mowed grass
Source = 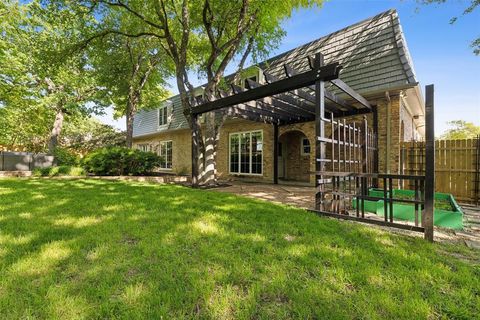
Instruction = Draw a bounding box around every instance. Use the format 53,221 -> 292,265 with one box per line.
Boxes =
0,179 -> 478,319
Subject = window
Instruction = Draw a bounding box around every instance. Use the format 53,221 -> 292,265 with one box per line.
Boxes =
138,144 -> 150,152
158,141 -> 172,169
158,105 -> 168,126
243,75 -> 257,88
301,138 -> 310,155
229,130 -> 263,175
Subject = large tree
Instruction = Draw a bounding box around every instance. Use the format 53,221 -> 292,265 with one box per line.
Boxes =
89,32 -> 172,147
0,1 -> 107,153
75,0 -> 323,185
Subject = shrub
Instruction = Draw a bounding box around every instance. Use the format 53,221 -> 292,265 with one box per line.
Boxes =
82,147 -> 162,176
32,166 -> 85,177
53,147 -> 79,166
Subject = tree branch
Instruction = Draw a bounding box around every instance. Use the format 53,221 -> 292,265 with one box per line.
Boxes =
98,0 -> 165,31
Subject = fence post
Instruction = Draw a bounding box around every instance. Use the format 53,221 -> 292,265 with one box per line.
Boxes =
424,85 -> 435,242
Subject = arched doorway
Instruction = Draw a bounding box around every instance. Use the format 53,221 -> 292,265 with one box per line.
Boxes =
278,130 -> 311,182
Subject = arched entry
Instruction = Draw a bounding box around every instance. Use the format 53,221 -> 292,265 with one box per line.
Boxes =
278,130 -> 311,182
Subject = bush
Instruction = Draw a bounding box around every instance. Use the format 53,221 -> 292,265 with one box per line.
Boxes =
32,166 -> 85,177
82,147 -> 162,176
53,147 -> 79,166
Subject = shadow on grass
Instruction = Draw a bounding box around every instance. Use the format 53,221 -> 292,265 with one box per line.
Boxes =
0,178 -> 478,319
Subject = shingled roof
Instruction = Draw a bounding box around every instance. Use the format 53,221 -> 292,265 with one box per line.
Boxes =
133,9 -> 418,137
261,9 -> 417,96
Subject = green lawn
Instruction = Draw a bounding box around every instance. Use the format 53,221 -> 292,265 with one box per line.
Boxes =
0,179 -> 478,319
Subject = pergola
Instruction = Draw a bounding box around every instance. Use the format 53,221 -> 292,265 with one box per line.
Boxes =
189,53 -> 435,241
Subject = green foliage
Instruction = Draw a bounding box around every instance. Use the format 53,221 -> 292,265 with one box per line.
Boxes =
61,117 -> 126,154
32,165 -> 85,177
52,147 -> 79,166
0,1 -> 109,151
440,120 -> 480,139
82,147 -> 162,176
0,179 -> 479,319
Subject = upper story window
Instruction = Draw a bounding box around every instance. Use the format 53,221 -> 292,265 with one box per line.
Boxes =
243,75 -> 257,88
301,138 -> 310,155
159,105 -> 168,126
158,100 -> 173,128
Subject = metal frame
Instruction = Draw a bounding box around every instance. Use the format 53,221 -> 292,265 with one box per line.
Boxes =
189,52 -> 436,241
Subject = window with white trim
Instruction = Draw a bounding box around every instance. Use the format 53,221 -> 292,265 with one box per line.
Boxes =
158,141 -> 172,169
229,130 -> 263,175
158,105 -> 168,126
138,144 -> 150,152
301,138 -> 310,155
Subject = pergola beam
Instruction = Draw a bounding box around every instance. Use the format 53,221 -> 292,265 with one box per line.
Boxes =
230,84 -> 310,122
284,64 -> 358,113
244,80 -> 314,119
224,106 -> 278,124
190,62 -> 341,115
331,79 -> 372,110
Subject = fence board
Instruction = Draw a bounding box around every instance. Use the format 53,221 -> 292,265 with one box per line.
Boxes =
401,137 -> 480,203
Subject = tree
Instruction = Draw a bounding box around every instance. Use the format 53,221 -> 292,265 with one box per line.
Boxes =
61,117 -> 125,154
440,120 -> 480,139
89,31 -> 172,147
418,0 -> 479,55
74,0 -> 323,185
0,1 -> 107,153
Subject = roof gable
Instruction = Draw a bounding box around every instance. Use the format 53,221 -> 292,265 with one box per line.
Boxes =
260,9 -> 417,95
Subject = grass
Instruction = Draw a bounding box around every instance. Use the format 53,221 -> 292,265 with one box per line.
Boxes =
32,166 -> 86,177
0,178 -> 479,319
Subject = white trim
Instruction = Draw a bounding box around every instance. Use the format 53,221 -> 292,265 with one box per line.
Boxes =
228,130 -> 263,176
300,137 -> 311,156
137,144 -> 150,152
157,100 -> 173,129
158,140 -> 173,170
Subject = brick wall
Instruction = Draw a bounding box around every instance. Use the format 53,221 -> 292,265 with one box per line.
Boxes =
133,129 -> 192,175
134,93 -> 418,182
216,119 -> 275,182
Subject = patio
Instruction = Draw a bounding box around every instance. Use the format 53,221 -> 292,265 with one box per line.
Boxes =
213,181 -> 480,248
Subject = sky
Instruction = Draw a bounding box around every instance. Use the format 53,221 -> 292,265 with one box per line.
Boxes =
96,0 -> 480,136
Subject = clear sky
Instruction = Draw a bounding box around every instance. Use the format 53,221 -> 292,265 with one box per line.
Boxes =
96,0 -> 480,135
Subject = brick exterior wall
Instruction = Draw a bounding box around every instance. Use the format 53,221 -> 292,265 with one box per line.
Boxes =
133,129 -> 192,175
216,120 -> 275,182
133,93 -> 421,183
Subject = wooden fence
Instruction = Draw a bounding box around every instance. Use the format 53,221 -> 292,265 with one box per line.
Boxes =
400,136 -> 480,203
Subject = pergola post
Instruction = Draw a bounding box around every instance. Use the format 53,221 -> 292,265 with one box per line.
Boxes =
315,53 -> 326,210
273,123 -> 279,184
424,84 -> 435,242
372,105 -> 379,187
191,114 -> 200,187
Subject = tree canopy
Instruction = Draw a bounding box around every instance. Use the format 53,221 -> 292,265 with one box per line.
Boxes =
440,120 -> 480,140
71,0 -> 324,184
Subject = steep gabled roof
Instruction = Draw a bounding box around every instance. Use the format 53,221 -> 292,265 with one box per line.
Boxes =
261,9 -> 417,95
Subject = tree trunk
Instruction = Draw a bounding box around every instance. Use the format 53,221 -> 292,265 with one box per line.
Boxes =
48,108 -> 64,154
126,91 -> 139,149
201,119 -> 217,185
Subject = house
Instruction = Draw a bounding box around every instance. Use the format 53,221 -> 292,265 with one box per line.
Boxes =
132,9 -> 425,185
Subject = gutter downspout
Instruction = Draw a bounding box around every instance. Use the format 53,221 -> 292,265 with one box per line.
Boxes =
385,91 -> 391,174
